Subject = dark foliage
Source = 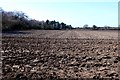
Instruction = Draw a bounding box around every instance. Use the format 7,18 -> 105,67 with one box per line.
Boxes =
1,8 -> 72,31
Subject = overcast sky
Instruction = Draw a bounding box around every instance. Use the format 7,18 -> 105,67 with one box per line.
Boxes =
0,0 -> 119,27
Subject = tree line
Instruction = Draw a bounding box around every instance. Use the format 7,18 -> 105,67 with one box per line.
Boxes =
1,8 -> 119,31
1,8 -> 72,31
81,24 -> 119,30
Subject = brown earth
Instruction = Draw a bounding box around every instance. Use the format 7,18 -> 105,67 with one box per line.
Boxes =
1,30 -> 120,80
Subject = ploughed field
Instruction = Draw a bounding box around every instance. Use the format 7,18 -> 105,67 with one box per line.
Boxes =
2,30 -> 120,79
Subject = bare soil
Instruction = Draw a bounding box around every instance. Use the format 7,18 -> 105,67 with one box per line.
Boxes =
1,30 -> 120,80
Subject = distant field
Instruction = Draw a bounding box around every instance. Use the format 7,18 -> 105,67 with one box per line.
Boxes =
2,30 -> 118,39
2,30 -> 120,79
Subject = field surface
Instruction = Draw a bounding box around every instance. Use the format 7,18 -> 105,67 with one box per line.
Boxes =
2,30 -> 118,39
2,30 -> 120,79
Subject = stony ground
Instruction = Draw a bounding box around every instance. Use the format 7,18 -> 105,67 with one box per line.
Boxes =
1,30 -> 120,80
